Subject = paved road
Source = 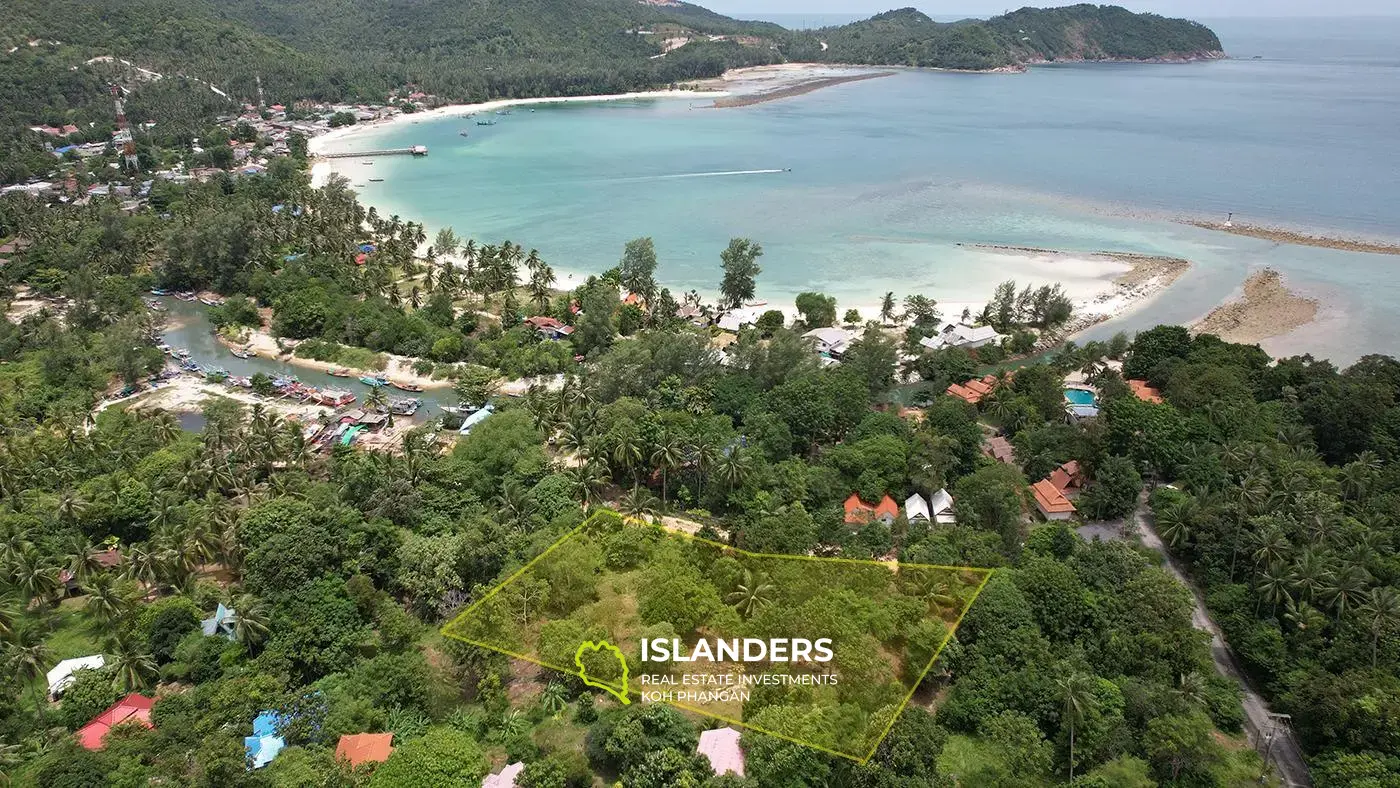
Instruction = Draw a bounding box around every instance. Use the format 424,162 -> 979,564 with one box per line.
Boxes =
1104,501 -> 1314,788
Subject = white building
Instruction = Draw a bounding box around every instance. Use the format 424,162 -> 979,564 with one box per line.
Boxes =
717,302 -> 770,333
929,488 -> 957,524
904,493 -> 930,522
802,327 -> 854,357
47,655 -> 105,697
919,321 -> 1007,352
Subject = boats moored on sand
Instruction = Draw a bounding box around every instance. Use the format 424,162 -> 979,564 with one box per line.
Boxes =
328,367 -> 351,378
390,380 -> 424,392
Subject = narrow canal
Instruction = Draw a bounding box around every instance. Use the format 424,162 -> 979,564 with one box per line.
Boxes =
154,297 -> 458,422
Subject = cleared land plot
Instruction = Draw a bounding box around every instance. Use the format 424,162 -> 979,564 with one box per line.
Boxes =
444,509 -> 992,762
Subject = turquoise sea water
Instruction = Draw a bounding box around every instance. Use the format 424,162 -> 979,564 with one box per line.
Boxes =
327,17 -> 1400,363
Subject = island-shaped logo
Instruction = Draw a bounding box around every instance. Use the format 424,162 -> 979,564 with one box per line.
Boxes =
574,639 -> 630,705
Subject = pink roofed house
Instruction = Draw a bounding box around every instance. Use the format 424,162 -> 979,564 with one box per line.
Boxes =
697,727 -> 745,777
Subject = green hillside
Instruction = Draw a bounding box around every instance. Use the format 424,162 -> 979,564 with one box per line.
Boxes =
0,0 -> 1221,171
802,5 -> 1223,70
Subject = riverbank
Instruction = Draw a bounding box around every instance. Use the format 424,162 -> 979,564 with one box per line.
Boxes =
229,328 -> 454,390
104,373 -> 334,421
1191,268 -> 1320,346
1187,220 -> 1400,256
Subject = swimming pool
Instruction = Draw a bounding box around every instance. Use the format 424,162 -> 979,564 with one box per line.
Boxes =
1063,388 -> 1097,406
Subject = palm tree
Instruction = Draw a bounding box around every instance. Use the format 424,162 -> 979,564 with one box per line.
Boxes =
612,432 -> 645,483
365,385 -> 388,414
1056,671 -> 1098,781
1255,561 -> 1293,616
620,486 -> 660,522
1359,587 -> 1400,668
879,292 -> 897,325
84,575 -> 130,632
564,462 -> 608,508
0,593 -> 23,643
1154,498 -> 1197,548
5,628 -> 51,704
495,480 -> 533,532
691,439 -> 718,500
726,569 -> 776,618
1315,557 -> 1362,613
1289,549 -> 1335,604
106,635 -> 156,692
716,447 -> 752,497
11,547 -> 61,608
650,434 -> 685,506
232,594 -> 271,650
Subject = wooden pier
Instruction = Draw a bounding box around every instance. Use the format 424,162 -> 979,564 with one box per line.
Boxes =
321,145 -> 427,159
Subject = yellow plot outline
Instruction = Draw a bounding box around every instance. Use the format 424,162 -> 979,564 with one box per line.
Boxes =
441,510 -> 994,764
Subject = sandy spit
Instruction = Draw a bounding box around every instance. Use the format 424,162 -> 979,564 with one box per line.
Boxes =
1191,268 -> 1320,345
711,71 -> 894,108
1187,221 -> 1400,256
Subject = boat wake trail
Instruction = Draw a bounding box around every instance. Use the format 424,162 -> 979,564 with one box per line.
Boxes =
656,169 -> 785,179
594,169 -> 788,185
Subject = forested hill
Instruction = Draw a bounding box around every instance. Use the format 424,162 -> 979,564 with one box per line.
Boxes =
0,0 -> 1221,136
799,5 -> 1225,71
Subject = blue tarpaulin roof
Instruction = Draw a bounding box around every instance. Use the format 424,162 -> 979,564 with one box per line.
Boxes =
246,710 -> 286,769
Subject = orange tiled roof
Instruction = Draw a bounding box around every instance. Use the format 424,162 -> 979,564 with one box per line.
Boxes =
843,493 -> 874,523
1048,461 -> 1082,492
1127,379 -> 1163,404
947,374 -> 1004,404
336,733 -> 394,767
1032,479 -> 1077,515
875,495 -> 899,519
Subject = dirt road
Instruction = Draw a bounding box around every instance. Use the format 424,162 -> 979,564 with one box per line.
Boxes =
1123,501 -> 1313,787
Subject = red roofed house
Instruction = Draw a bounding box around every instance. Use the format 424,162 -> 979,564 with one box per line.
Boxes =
1032,461 -> 1083,521
844,494 -> 899,526
1031,479 -> 1077,521
1047,461 -> 1083,494
623,292 -> 647,309
77,693 -> 155,750
335,732 -> 394,768
61,124 -> 80,135
946,374 -> 1000,405
354,253 -> 367,266
1126,379 -> 1163,404
524,315 -> 574,340
983,435 -> 1016,464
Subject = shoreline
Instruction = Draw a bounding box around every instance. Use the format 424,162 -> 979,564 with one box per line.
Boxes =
1190,268 -> 1320,346
711,71 -> 894,108
958,244 -> 1192,340
308,87 -> 729,157
227,327 -> 455,389
1186,220 -> 1400,256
